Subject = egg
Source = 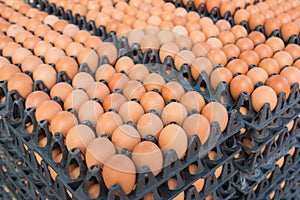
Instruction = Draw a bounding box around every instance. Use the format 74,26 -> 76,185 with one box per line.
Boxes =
50,110 -> 78,137
78,48 -> 99,73
161,81 -> 185,103
74,30 -> 91,44
239,50 -> 260,66
207,49 -> 228,67
96,111 -> 123,136
14,30 -> 32,44
140,35 -> 160,53
234,9 -> 250,25
50,82 -> 73,102
231,25 -> 248,40
235,37 -> 254,52
112,124 -> 141,151
72,72 -> 94,90
254,44 -> 273,60
52,19 -> 69,33
78,100 -> 104,126
6,24 -> 25,38
248,13 -> 265,31
158,124 -> 187,159
84,36 -> 103,49
0,64 -> 21,81
95,64 -> 116,83
143,73 -> 166,92
246,67 -> 268,85
161,102 -> 188,125
86,82 -> 110,102
65,124 -> 95,153
265,37 -> 285,52
0,57 -> 11,69
258,58 -> 280,76
63,24 -> 80,39
128,64 -> 150,81
159,42 -> 180,63
137,112 -> 163,139
44,15 -> 59,27
251,86 -> 278,112
64,89 -> 89,111
96,42 -> 118,64
33,64 -> 57,89
102,154 -> 136,195
34,41 -> 53,57
168,178 -> 185,199
2,42 -> 21,57
218,31 -> 236,45
222,44 -> 241,59
25,91 -> 50,109
272,51 -> 294,69
226,59 -> 249,75
21,55 -> 43,73
115,56 -> 135,74
55,56 -> 79,80
102,93 -> 127,112
108,73 -> 130,92
85,137 -> 116,168
285,44 -> 300,61
123,80 -> 146,101
192,42 -> 209,57
44,47 -> 66,64
280,66 -> 300,88
11,48 -> 33,65
190,57 -> 214,80
44,31 -> 61,45
266,75 -> 291,99
215,20 -> 231,32
7,73 -> 33,99
230,75 -> 254,100
118,101 -> 145,123
189,164 -> 205,192
35,100 -> 62,123
201,102 -> 228,132
180,91 -> 205,113
210,67 -> 233,90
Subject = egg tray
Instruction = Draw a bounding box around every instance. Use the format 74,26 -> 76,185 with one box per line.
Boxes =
164,0 -> 300,45
0,102 -> 242,200
231,144 -> 300,195
233,123 -> 300,173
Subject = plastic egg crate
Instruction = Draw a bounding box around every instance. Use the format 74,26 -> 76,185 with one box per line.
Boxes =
165,0 -> 300,45
233,117 -> 300,173
231,143 -> 300,197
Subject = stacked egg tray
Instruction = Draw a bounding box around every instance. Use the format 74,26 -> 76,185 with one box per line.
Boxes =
0,0 -> 299,199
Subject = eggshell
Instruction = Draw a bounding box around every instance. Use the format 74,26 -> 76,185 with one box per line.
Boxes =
207,49 -> 227,67
140,91 -> 165,115
72,72 -> 94,90
50,111 -> 78,137
201,102 -> 228,132
84,36 -> 103,49
161,102 -> 188,125
0,64 -> 21,81
272,51 -> 293,69
285,44 -> 300,61
78,48 -> 99,73
6,24 -> 25,38
265,37 -> 285,52
108,73 -> 130,92
234,9 -> 250,25
74,30 -> 91,44
128,64 -> 150,81
50,82 -> 73,102
21,55 -> 43,73
96,42 -> 118,64
7,73 -> 33,99
175,35 -> 193,50
159,42 -> 180,63
78,100 -> 104,126
161,81 -> 185,103
137,113 -> 163,139
123,80 -> 146,101
230,75 -> 254,100
95,64 -> 116,83
143,73 -> 166,92
102,154 -> 136,195
218,31 -> 236,45
258,58 -> 280,76
246,67 -> 268,85
25,91 -> 50,109
2,42 -> 21,57
280,67 -> 300,88
236,37 -> 254,52
33,64 -> 57,89
222,44 -> 241,59
254,44 -> 273,60
226,59 -> 249,75
239,50 -> 260,66
44,31 -> 60,44
54,35 -> 73,50
180,91 -> 205,113
231,25 -> 248,40
63,24 -> 80,38
191,57 -> 214,80
210,67 -> 233,91
86,82 -> 110,102
158,124 -> 187,159
0,57 -> 10,69
192,42 -> 209,57
64,89 -> 89,111
266,75 -> 291,98
118,101 -> 145,123
132,141 -> 163,176
66,124 -> 95,153
44,47 -> 66,64
112,124 -> 141,151
248,31 -> 265,46
35,100 -> 62,122
102,93 -> 127,112
96,111 -> 123,136
86,137 -> 116,168
251,86 -> 278,112
34,41 -> 53,57
11,48 -> 33,65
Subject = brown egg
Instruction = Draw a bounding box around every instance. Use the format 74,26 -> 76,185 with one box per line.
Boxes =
218,31 -> 236,45
201,102 -> 228,132
102,93 -> 127,112
78,100 -> 104,126
248,13 -> 265,31
112,124 -> 140,151
53,35 -> 73,50
247,67 -> 268,85
50,82 -> 73,102
208,49 -> 228,67
33,64 -> 57,89
63,24 -> 80,39
122,80 -> 146,101
96,42 -> 117,64
180,91 -> 205,113
140,91 -> 165,115
226,59 -> 249,75
2,42 -> 21,57
189,165 -> 205,192
140,35 -> 160,53
65,42 -> 83,57
78,48 -> 99,73
189,30 -> 206,43
102,154 -> 136,195
143,73 -> 166,92
128,64 -> 150,81
95,64 -> 116,83
0,64 -> 21,81
7,73 -> 33,99
234,9 -> 250,25
84,36 -> 103,49
273,51 -> 294,69
230,75 -> 254,100
66,124 -> 95,153
33,24 -> 52,38
50,111 -> 78,137
14,30 -> 32,44
64,89 -> 89,111
285,44 -> 300,61
85,82 -> 109,102
115,56 -> 134,74
158,124 -> 187,159
55,56 -> 78,79
161,102 -> 188,125
161,81 -> 185,103
137,112 -> 163,139
265,37 -> 285,52
254,44 -> 273,60
25,91 -> 50,109
0,57 -> 11,69
210,67 -> 233,90
6,24 -> 25,38
44,15 -> 59,27
239,50 -> 260,66
258,58 -> 280,76
248,31 -> 265,46
236,37 -> 254,52
11,48 -> 33,64
222,44 -> 241,59
44,47 -> 66,64
191,57 -> 214,80
22,35 -> 41,50
35,100 -> 62,122
182,114 -> 210,144
132,141 -> 163,176
192,42 -> 209,57
52,19 -> 68,33
44,31 -> 61,45
96,111 -> 123,136
118,101 -> 145,123
231,25 -> 248,40
34,41 -> 53,57
108,73 -> 130,92
72,72 -> 94,90
206,37 -> 223,50
251,86 -> 278,112
0,36 -> 13,50
202,25 -> 219,39
159,42 -> 180,63
168,179 -> 185,199
266,75 -> 290,98
86,137 -> 116,168
73,30 -> 91,44
280,67 -> 300,88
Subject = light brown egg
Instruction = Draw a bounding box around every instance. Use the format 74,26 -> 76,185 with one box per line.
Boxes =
258,58 -> 280,76
6,24 -> 25,38
202,25 -> 219,39
192,42 -> 209,57
236,37 -> 254,52
52,19 -> 68,33
115,56 -> 134,74
86,137 -> 116,168
44,31 -> 61,44
266,75 -> 290,98
95,64 -> 116,83
96,111 -> 123,136
123,80 -> 146,101
201,102 -> 228,132
50,82 -> 73,102
72,72 -> 94,90
35,100 -> 62,122
22,35 -> 41,50
226,59 -> 249,75
254,44 -> 273,60
239,50 -> 260,66
218,31 -> 236,45
222,44 -> 241,59
280,66 -> 300,88
44,15 -> 59,28
159,42 -> 180,63
168,179 -> 185,199
273,51 -> 294,69
140,35 -> 160,53
84,36 -> 103,49
234,9 -> 250,25
33,24 -> 52,38
182,114 -> 210,144
265,37 -> 285,52
206,37 -> 223,50
161,81 -> 185,103
86,82 -> 110,102
0,64 -> 21,81
158,124 -> 187,159
248,13 -> 265,31
102,154 -> 136,195
55,56 -> 78,79
248,31 -> 265,46
64,89 -> 89,111
246,67 -> 268,85
294,59 -> 300,70
33,41 -> 53,57
132,141 -> 163,176
14,30 -> 32,44
0,36 -> 13,50
207,49 -> 228,67
11,48 -> 33,64
63,24 -> 80,39
231,25 -> 248,40
50,111 -> 78,137
251,86 -> 278,112
66,124 -> 95,153
143,73 -> 166,92
2,42 -> 21,57
96,42 -> 117,64
230,75 -> 254,100
102,93 -> 127,112
215,20 -> 231,32
285,44 -> 300,61
108,73 -> 130,92
140,91 -> 165,115
25,91 -> 50,109
128,64 -> 150,81
53,35 -> 73,50
44,47 -> 66,64
189,30 -> 206,43
0,57 -> 11,69
7,73 -> 33,99
78,100 -> 104,126
118,101 -> 145,123
191,57 -> 214,80
112,124 -> 140,151
65,42 -> 84,58
33,64 -> 57,89
161,102 -> 188,125
210,67 -> 233,90
73,30 -> 91,44
78,48 -> 99,73
180,91 -> 205,113
137,112 -> 163,139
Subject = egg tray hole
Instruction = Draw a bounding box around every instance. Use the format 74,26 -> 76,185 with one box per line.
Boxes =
233,129 -> 300,174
